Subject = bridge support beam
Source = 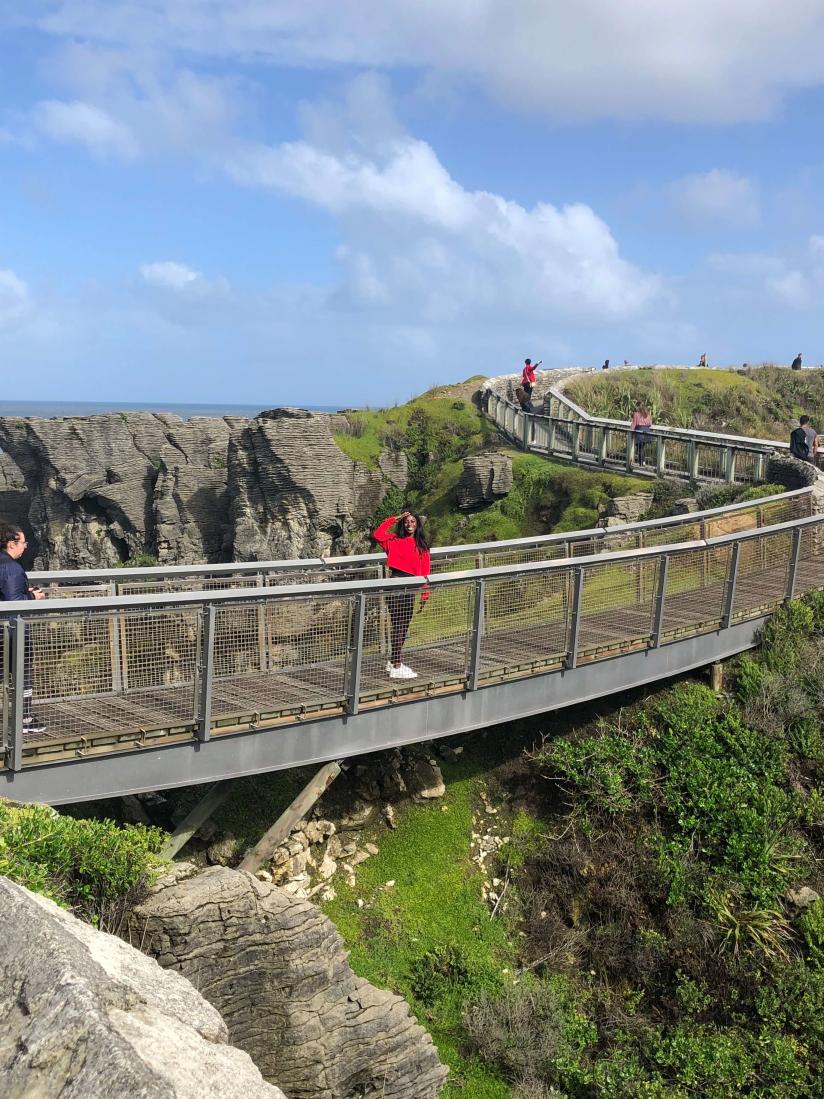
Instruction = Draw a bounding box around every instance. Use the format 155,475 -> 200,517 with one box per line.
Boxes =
160,779 -> 235,860
239,759 -> 342,875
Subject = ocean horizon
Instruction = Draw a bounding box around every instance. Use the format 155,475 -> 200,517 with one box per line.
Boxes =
0,399 -> 342,421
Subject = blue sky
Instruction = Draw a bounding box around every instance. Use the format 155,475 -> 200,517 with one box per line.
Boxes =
2,2 -> 824,407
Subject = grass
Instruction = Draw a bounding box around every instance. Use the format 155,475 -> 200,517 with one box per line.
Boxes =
323,749 -> 521,1099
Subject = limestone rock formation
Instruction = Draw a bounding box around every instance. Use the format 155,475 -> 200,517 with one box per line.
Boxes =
0,413 -> 232,569
598,492 -> 654,528
129,864 -> 448,1099
456,453 -> 513,508
228,409 -> 386,559
0,876 -> 285,1099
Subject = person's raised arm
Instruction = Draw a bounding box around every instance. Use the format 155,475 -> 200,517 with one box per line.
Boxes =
373,514 -> 400,548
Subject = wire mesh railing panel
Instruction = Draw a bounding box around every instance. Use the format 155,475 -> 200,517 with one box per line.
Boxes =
643,520 -> 702,548
696,444 -> 726,481
661,545 -> 731,639
28,611 -> 116,701
480,569 -> 568,676
795,524 -> 824,595
361,580 -> 473,692
210,594 -> 352,721
733,449 -> 760,484
578,559 -> 658,658
732,530 -> 791,620
120,607 -> 199,697
484,543 -> 570,569
40,582 -> 113,599
117,575 -> 259,597
663,438 -> 690,476
761,494 -> 813,525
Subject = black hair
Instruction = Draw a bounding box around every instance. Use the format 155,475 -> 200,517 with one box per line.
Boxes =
800,415 -> 810,425
524,358 -> 531,365
394,511 -> 429,553
0,521 -> 23,551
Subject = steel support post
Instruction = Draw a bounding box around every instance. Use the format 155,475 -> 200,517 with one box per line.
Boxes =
548,418 -> 556,452
598,426 -> 608,464
467,579 -> 485,691
688,441 -> 699,480
650,556 -> 669,647
565,568 -> 584,669
195,604 -> 217,742
8,616 -> 25,772
656,437 -> 666,476
721,543 -> 741,628
1,623 -> 8,759
572,420 -> 580,460
522,413 -> 530,450
626,431 -> 634,472
345,592 -> 366,715
755,453 -> 766,482
108,582 -> 123,694
785,527 -> 802,601
725,447 -> 736,483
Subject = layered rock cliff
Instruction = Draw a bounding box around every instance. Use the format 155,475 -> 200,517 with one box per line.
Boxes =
0,409 -> 399,569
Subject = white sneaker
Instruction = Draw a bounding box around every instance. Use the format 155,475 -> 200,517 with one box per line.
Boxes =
389,663 -> 418,680
385,661 -> 393,674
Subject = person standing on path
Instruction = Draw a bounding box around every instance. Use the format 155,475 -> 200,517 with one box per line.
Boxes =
0,522 -> 46,734
802,416 -> 819,464
790,416 -> 813,461
521,358 -> 541,403
630,401 -> 653,464
373,511 -> 431,680
791,353 -> 803,371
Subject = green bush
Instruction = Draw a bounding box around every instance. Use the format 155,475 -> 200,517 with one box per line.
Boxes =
0,800 -> 164,928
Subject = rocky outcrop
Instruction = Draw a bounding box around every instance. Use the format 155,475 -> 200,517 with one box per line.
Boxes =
129,864 -> 448,1099
598,492 -> 654,527
456,453 -> 513,508
0,408 -> 391,568
227,409 -> 386,560
0,876 -> 285,1099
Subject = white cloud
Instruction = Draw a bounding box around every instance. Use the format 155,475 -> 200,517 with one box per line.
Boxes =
0,270 -> 31,326
708,234 -> 824,310
140,261 -> 202,292
27,0 -> 824,123
138,261 -> 231,325
223,77 -> 661,323
32,99 -> 140,159
670,169 -> 760,229
766,270 -> 810,308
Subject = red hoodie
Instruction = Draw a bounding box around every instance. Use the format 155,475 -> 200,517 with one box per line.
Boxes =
522,363 -> 536,386
373,516 -> 431,598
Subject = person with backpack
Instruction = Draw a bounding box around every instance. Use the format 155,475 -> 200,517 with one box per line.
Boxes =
790,416 -> 813,461
0,521 -> 46,734
373,510 -> 431,680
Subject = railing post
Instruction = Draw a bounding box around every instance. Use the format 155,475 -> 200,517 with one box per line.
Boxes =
785,527 -> 802,601
108,581 -> 123,695
345,592 -> 366,715
565,567 -> 584,669
725,447 -> 736,483
572,421 -> 581,460
256,574 -> 267,672
548,417 -> 556,452
8,616 -> 25,772
655,436 -> 666,476
467,579 -> 485,691
755,452 -> 766,482
522,413 -> 531,450
721,542 -> 741,628
688,441 -> 699,480
650,556 -> 669,647
195,604 -> 216,742
625,430 -> 634,472
598,426 -> 608,465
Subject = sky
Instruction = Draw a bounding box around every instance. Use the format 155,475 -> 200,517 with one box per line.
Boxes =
2,2 -> 824,406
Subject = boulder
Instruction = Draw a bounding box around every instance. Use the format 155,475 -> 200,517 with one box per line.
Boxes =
766,453 -> 820,492
456,453 -> 513,509
599,492 -> 654,528
0,876 -> 284,1099
129,865 -> 448,1099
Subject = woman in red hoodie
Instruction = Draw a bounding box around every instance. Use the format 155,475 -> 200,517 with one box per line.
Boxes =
373,510 -> 431,679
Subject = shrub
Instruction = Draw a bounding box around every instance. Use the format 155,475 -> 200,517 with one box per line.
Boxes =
0,800 -> 164,929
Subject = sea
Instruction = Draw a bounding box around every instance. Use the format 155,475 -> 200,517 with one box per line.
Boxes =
0,400 -> 341,421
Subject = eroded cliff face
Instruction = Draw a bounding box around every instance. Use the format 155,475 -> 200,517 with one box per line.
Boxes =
0,408 -> 395,569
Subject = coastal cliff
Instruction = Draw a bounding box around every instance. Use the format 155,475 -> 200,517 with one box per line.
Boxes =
0,408 -> 397,569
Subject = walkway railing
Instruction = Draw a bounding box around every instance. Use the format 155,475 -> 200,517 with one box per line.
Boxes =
26,488 -> 813,597
3,510 -> 823,774
486,387 -> 783,483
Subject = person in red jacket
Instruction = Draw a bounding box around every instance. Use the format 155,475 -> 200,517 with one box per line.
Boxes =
520,358 -> 541,409
373,511 -> 430,679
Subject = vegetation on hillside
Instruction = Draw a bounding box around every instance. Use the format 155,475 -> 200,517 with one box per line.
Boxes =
329,594 -> 824,1098
334,381 -> 650,545
565,365 -> 824,441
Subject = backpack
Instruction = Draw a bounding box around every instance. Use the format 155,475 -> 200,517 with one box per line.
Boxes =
790,426 -> 809,459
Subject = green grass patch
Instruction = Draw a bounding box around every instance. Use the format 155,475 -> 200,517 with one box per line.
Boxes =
323,753 -> 518,1098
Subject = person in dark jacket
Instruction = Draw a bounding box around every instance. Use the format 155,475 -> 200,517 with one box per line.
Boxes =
0,522 -> 46,734
791,353 -> 803,371
790,417 -> 811,461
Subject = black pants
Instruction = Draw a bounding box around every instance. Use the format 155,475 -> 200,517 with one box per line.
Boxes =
387,570 -> 415,664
